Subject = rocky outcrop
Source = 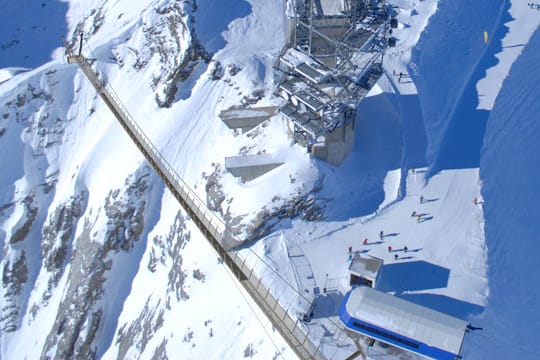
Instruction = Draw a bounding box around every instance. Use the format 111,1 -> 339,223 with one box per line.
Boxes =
2,78 -> 67,154
0,66 -> 74,336
1,194 -> 38,333
147,211 -> 191,303
115,211 -> 191,358
115,298 -> 165,359
149,2 -> 211,108
41,169 -> 153,360
9,195 -> 37,244
41,193 -> 86,297
1,251 -> 28,333
112,1 -> 211,108
66,1 -> 209,109
206,168 -> 325,243
104,173 -> 149,252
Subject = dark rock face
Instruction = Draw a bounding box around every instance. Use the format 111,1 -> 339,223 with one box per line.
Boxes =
1,251 -> 28,333
235,189 -> 325,243
104,173 -> 149,252
66,1 -> 209,109
9,196 -> 38,244
113,1 -> 211,108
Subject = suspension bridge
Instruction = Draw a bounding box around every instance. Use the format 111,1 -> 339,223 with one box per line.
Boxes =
62,37 -> 361,360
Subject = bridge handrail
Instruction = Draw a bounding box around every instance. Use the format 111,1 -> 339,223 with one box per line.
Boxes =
72,55 -> 357,359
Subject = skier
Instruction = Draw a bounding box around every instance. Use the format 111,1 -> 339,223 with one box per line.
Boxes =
404,246 -> 408,252
466,323 -> 483,331
474,197 -> 478,205
388,245 -> 392,252
417,214 -> 422,223
348,246 -> 352,253
411,210 -> 417,217
379,230 -> 384,240
420,195 -> 424,204
363,238 -> 368,245
394,254 -> 399,260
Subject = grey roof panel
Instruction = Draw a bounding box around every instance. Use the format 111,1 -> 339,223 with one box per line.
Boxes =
345,287 -> 468,355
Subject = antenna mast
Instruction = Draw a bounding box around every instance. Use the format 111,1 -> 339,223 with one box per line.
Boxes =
61,33 -> 85,64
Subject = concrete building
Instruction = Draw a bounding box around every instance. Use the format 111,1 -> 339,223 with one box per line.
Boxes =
347,253 -> 383,288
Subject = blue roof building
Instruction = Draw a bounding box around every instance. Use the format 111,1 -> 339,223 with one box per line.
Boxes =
340,286 -> 468,360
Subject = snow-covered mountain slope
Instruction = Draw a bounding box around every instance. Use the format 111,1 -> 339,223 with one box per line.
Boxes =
1,0 -> 539,359
469,22 -> 540,360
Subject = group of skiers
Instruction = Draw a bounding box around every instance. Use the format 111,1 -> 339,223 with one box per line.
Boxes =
347,191 -> 483,262
527,2 -> 540,10
348,231 -> 409,261
387,245 -> 409,260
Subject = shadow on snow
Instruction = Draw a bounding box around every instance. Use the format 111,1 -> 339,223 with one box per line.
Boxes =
396,292 -> 484,321
377,260 -> 450,293
319,92 -> 427,221
411,0 -> 511,176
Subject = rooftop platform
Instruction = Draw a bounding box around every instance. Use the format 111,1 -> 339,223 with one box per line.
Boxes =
279,103 -> 326,139
295,63 -> 329,84
219,106 -> 278,133
348,254 -> 383,281
225,153 -> 284,182
311,16 -> 350,39
279,76 -> 331,112
319,0 -> 347,15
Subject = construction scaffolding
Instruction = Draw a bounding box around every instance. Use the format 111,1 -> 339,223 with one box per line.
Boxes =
277,0 -> 390,165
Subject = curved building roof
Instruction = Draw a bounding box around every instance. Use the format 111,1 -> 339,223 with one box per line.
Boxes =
341,286 -> 468,358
